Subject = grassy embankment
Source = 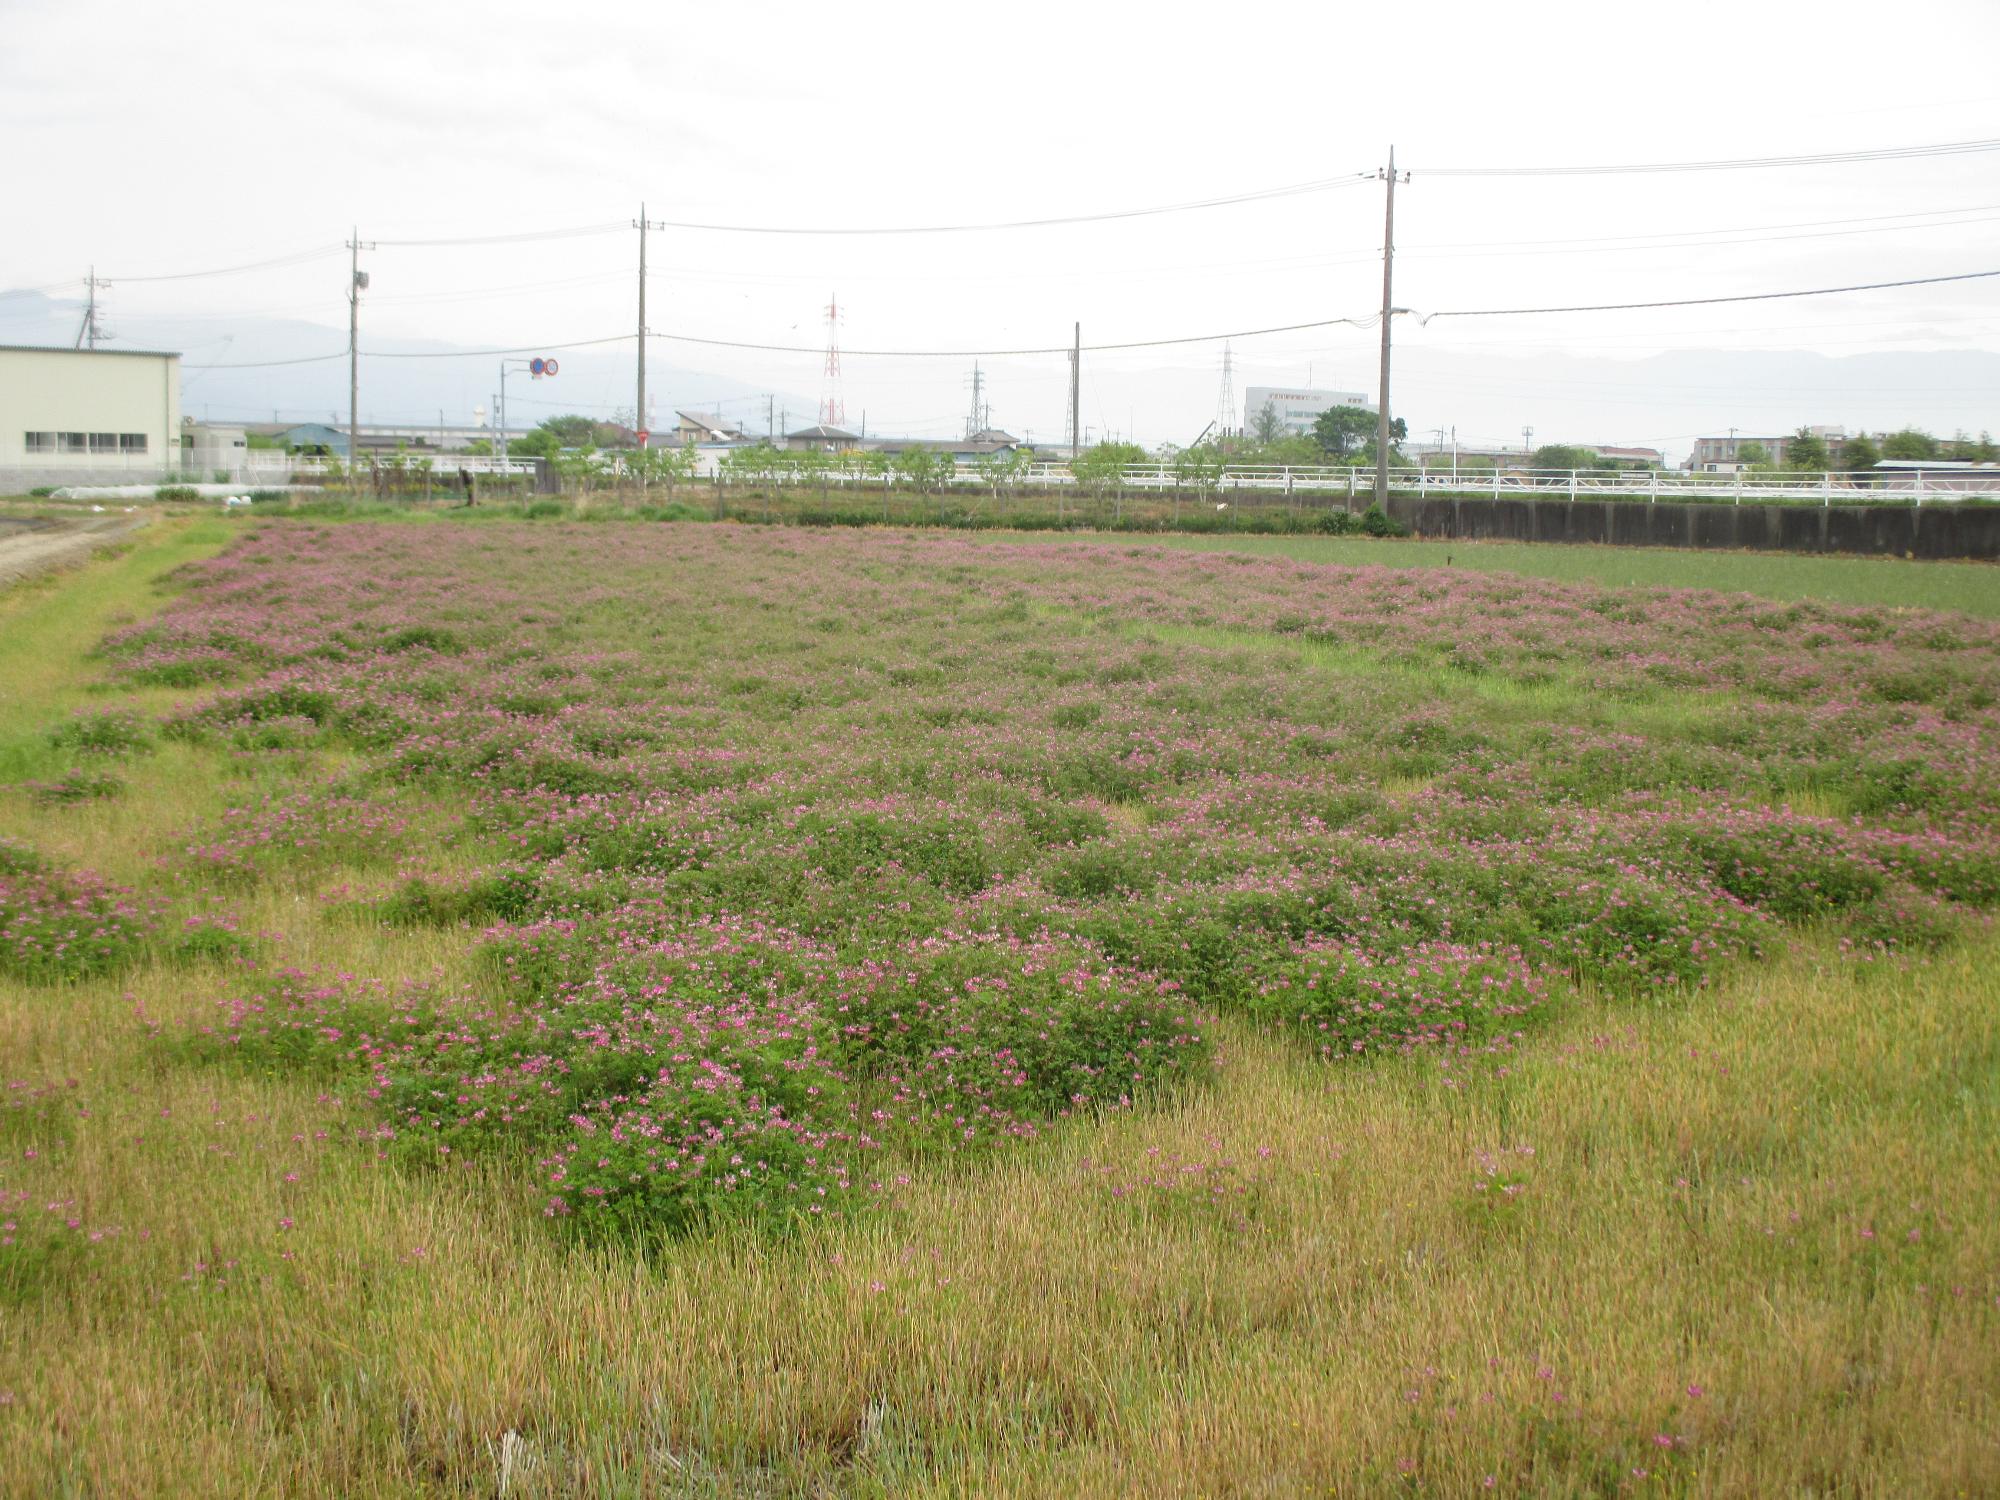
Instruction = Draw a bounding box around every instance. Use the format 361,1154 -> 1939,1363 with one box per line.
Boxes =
0,523 -> 1993,1496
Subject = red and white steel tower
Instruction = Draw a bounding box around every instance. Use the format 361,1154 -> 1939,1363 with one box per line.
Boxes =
819,293 -> 846,427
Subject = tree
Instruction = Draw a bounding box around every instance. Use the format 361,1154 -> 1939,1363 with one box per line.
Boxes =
1735,441 -> 1769,467
1530,443 -> 1601,472
1841,433 -> 1880,474
1071,441 -> 1143,492
972,446 -> 1032,498
1173,443 -> 1228,501
892,445 -> 953,494
1251,401 -> 1284,446
721,441 -> 782,486
629,441 -> 696,496
1258,434 -> 1325,468
1786,429 -> 1830,471
551,445 -> 606,495
1311,405 -> 1377,458
1880,428 -> 1938,461
844,448 -> 891,485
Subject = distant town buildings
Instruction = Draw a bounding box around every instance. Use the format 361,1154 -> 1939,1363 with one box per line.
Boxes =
1241,386 -> 1374,438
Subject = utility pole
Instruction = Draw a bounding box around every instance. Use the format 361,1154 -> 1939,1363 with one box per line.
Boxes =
1069,321 -> 1081,461
1374,148 -> 1407,509
634,204 -> 665,447
1522,426 -> 1534,454
75,267 -> 107,350
767,395 -> 775,442
1216,342 -> 1236,441
347,229 -> 375,493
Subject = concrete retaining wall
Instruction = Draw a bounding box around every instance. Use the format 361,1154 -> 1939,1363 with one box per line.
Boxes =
1383,494 -> 2000,561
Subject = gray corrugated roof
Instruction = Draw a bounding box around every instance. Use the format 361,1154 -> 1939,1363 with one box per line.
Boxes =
0,343 -> 181,359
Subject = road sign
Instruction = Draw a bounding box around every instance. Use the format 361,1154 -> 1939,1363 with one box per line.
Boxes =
636,428 -> 650,444
543,358 -> 559,376
529,357 -> 545,376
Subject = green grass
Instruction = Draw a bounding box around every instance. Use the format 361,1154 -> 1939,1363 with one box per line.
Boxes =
0,517 -> 238,782
996,531 -> 2000,617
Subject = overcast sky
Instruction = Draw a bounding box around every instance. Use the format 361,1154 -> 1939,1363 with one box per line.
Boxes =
5,0 -> 1998,455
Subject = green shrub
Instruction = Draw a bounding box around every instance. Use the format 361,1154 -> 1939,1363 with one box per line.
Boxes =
26,770 -> 124,806
50,711 -> 153,758
1361,502 -> 1405,537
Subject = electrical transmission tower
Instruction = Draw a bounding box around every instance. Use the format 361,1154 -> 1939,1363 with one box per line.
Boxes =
819,293 -> 846,427
1215,342 -> 1237,438
965,361 -> 990,438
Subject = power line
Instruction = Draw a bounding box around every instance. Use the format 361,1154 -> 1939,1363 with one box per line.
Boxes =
1421,267 -> 2000,321
179,351 -> 350,370
655,314 -> 1381,360
1404,203 -> 2000,257
111,245 -> 346,282
184,332 -> 637,370
577,175 -> 1377,238
1421,135 -> 2000,177
372,222 -> 630,248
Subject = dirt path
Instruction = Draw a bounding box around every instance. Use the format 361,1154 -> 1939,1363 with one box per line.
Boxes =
0,514 -> 147,588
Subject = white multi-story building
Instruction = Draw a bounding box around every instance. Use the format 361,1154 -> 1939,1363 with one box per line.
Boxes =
1688,426 -> 1846,473
1241,385 -> 1374,439
1,344 -> 181,490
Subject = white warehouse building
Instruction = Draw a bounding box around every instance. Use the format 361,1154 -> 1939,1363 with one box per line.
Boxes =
0,345 -> 181,491
1242,385 -> 1373,439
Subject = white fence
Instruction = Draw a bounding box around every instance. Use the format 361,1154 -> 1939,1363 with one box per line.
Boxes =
289,455 -> 536,478
980,465 -> 1995,504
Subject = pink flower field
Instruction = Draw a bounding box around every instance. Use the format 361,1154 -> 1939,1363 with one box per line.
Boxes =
10,523 -> 1978,1238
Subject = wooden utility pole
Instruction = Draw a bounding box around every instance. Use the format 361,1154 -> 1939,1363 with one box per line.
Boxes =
1374,150 -> 1404,509
1069,321 -> 1081,461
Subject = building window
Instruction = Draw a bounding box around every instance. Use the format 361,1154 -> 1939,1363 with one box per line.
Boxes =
58,432 -> 88,453
24,432 -> 54,453
120,433 -> 148,453
90,432 -> 119,452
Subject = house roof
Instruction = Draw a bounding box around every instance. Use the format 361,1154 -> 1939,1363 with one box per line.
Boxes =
0,342 -> 181,359
674,411 -> 745,436
786,424 -> 858,441
864,437 -> 1020,456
